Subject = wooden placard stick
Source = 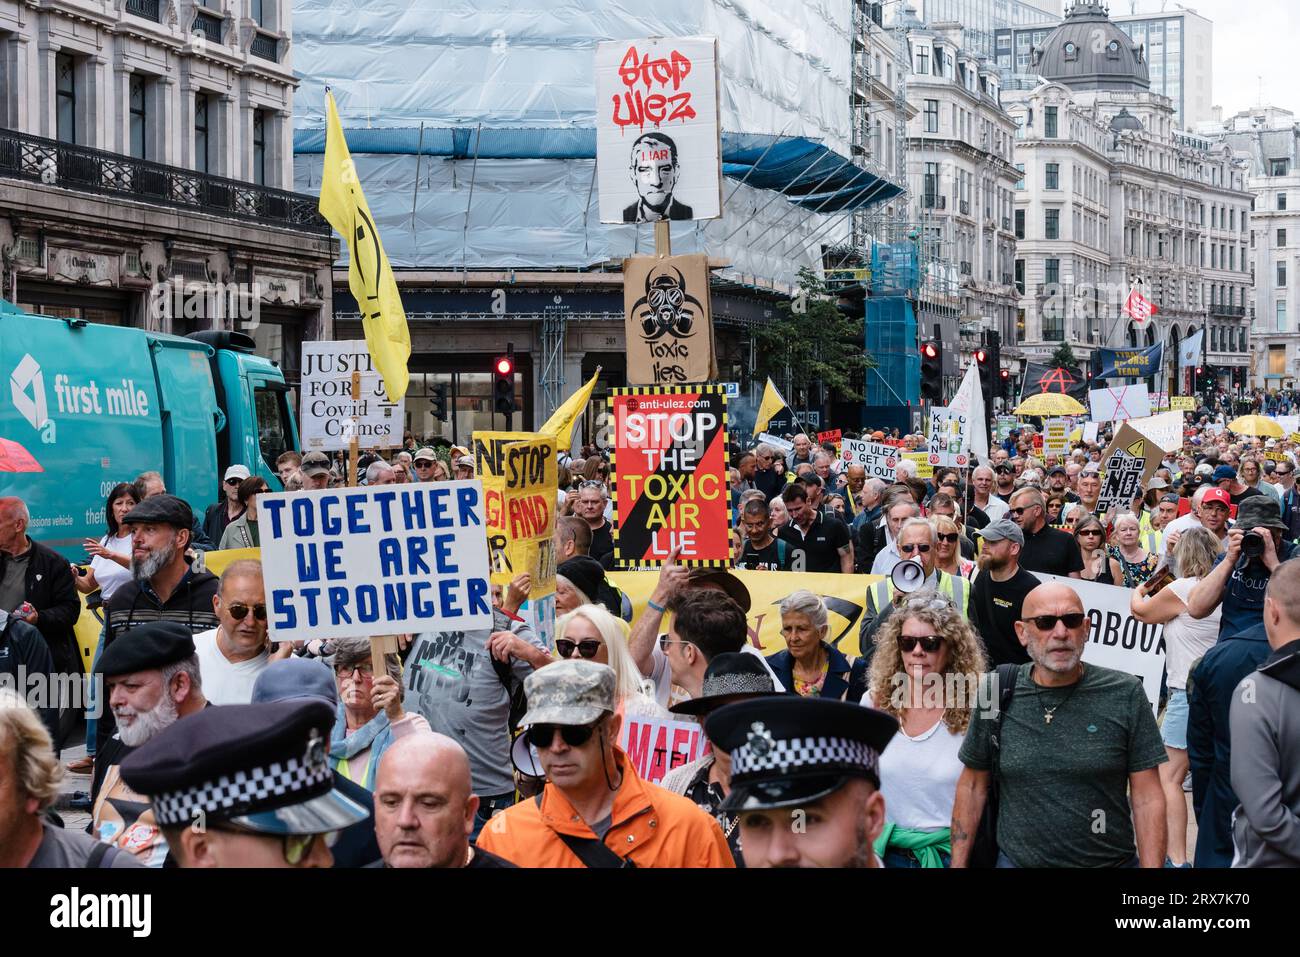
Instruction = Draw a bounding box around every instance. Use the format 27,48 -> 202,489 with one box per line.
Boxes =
348,369 -> 361,487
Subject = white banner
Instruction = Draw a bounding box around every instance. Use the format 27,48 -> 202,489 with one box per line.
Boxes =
1083,421 -> 1100,445
1088,383 -> 1151,423
259,483 -> 493,642
596,36 -> 721,225
300,340 -> 404,452
1039,574 -> 1165,714
1127,410 -> 1185,454
757,432 -> 794,453
928,406 -> 970,467
842,438 -> 906,480
1276,415 -> 1299,436
620,714 -> 710,784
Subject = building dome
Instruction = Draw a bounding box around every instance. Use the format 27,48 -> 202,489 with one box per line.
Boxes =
1109,107 -> 1144,132
1031,2 -> 1149,92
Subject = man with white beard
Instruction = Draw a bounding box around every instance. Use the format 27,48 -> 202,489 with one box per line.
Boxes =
90,621 -> 208,867
93,494 -> 219,758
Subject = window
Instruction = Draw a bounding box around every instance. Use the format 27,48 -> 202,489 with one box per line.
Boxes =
1044,258 -> 1060,286
1014,259 -> 1025,294
923,162 -> 939,207
1280,229 -> 1288,247
195,93 -> 211,174
1014,209 -> 1025,239
1271,158 -> 1290,177
915,45 -> 930,75
1014,163 -> 1024,190
1281,193 -> 1289,211
1044,106 -> 1058,138
252,109 -> 267,186
251,0 -> 264,25
56,53 -> 76,144
129,75 -> 147,160
1045,209 -> 1059,240
1045,162 -> 1059,190
924,100 -> 939,134
253,385 -> 292,476
1279,262 -> 1288,288
1279,302 -> 1288,332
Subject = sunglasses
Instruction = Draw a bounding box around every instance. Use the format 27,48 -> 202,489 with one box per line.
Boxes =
1077,529 -> 1102,538
1023,613 -> 1087,631
224,477 -> 242,486
414,460 -> 435,467
936,532 -> 959,543
898,543 -> 931,554
225,602 -> 268,621
1008,505 -> 1038,516
525,723 -> 598,750
556,638 -> 601,659
898,635 -> 944,653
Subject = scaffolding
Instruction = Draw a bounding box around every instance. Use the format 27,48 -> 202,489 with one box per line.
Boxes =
540,309 -> 567,421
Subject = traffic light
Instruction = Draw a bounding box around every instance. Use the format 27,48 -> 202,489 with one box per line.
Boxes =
975,347 -> 993,408
493,344 -> 516,416
430,383 -> 448,422
999,368 -> 1011,400
920,341 -> 943,402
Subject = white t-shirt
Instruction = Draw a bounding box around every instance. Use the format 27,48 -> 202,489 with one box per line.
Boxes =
867,692 -> 965,829
646,640 -> 786,710
979,496 -> 1010,523
89,532 -> 134,602
1159,512 -> 1230,557
1162,578 -> 1221,690
192,628 -> 270,705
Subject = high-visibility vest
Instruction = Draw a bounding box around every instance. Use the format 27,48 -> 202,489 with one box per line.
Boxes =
868,569 -> 969,618
1142,530 -> 1164,556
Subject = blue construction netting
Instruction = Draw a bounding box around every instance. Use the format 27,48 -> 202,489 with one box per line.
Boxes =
870,242 -> 920,296
865,298 -> 918,409
293,128 -> 903,212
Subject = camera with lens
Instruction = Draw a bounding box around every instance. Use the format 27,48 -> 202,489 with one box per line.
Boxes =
1241,530 -> 1265,560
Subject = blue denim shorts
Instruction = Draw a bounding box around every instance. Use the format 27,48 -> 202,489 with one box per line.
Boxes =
1161,689 -> 1189,750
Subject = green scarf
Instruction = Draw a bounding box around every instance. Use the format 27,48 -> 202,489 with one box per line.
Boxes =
873,822 -> 951,869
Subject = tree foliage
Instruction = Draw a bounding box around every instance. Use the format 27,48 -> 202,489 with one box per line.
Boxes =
753,268 -> 875,402
1048,341 -> 1078,370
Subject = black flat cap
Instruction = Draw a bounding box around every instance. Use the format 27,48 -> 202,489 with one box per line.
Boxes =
706,697 -> 898,812
671,652 -> 776,717
120,699 -> 368,835
99,621 -> 196,677
122,493 -> 193,529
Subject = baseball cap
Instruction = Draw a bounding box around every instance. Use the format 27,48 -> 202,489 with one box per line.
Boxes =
1047,466 -> 1067,477
1202,487 -> 1231,508
413,447 -> 438,464
519,659 -> 616,727
979,519 -> 1024,546
300,451 -> 332,478
1212,465 -> 1237,482
224,464 -> 251,483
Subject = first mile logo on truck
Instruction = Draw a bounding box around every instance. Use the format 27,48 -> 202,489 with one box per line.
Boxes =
10,354 -> 151,445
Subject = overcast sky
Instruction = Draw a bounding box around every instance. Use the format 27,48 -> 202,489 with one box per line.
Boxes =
1125,0 -> 1300,118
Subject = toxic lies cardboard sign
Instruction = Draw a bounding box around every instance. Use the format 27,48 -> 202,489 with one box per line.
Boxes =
623,253 -> 717,386
609,386 -> 729,566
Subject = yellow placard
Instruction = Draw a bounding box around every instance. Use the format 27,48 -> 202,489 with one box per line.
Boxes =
611,569 -> 885,660
1170,396 -> 1196,412
475,431 -> 559,598
902,451 -> 933,480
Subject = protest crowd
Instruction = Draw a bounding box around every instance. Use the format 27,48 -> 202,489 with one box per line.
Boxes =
1,381 -> 1298,875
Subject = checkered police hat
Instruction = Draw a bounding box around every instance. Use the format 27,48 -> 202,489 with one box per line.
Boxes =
706,697 -> 899,812
119,699 -> 368,835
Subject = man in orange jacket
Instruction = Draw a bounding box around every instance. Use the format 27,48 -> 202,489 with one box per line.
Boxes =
476,660 -> 733,868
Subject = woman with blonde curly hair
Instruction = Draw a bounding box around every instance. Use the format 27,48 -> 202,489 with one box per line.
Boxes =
864,590 -> 988,868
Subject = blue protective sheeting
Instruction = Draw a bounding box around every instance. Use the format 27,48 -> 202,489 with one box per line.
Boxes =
294,128 -> 902,212
865,298 -> 919,409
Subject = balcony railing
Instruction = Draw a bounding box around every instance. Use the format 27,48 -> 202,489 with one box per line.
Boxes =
193,11 -> 224,44
125,0 -> 161,21
0,127 -> 330,235
251,32 -> 279,62
959,261 -> 972,275
923,195 -> 946,210
1210,303 -> 1246,317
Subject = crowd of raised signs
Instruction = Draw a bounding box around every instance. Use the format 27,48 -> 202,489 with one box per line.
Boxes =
1,401 -> 1298,870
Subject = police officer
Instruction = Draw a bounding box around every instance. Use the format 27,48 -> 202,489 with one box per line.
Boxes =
119,698 -> 369,867
705,697 -> 898,867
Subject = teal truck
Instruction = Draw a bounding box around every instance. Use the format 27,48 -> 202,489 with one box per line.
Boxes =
0,299 -> 298,559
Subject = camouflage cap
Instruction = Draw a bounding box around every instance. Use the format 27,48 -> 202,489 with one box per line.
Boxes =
520,659 -> 616,727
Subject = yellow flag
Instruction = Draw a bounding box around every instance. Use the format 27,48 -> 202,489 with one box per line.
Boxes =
753,378 -> 792,436
318,89 -> 410,402
540,368 -> 601,453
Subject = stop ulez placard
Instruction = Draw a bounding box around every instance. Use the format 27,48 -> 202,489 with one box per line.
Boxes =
610,385 -> 730,566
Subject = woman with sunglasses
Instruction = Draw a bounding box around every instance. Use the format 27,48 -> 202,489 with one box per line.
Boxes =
932,515 -> 974,580
768,590 -> 851,699
202,464 -> 250,545
328,637 -> 430,791
218,476 -> 271,550
551,604 -> 668,718
866,591 -> 987,868
1074,515 -> 1120,585
1107,511 -> 1158,588
1044,493 -> 1066,527
1130,526 -> 1223,868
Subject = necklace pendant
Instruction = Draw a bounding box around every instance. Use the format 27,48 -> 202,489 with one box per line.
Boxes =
1044,712 -> 1053,725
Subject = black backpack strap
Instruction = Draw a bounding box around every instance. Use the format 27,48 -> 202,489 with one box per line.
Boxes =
533,794 -> 636,869
991,663 -> 1020,761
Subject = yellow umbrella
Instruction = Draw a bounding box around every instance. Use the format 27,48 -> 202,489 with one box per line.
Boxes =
1015,393 -> 1087,417
1227,415 -> 1285,439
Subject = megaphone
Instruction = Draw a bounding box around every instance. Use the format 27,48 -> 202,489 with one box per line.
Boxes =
891,558 -> 927,594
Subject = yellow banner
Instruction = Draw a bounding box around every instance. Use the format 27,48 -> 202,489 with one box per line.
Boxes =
474,431 -> 558,598
610,569 -> 884,660
902,451 -> 933,480
1170,396 -> 1196,412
